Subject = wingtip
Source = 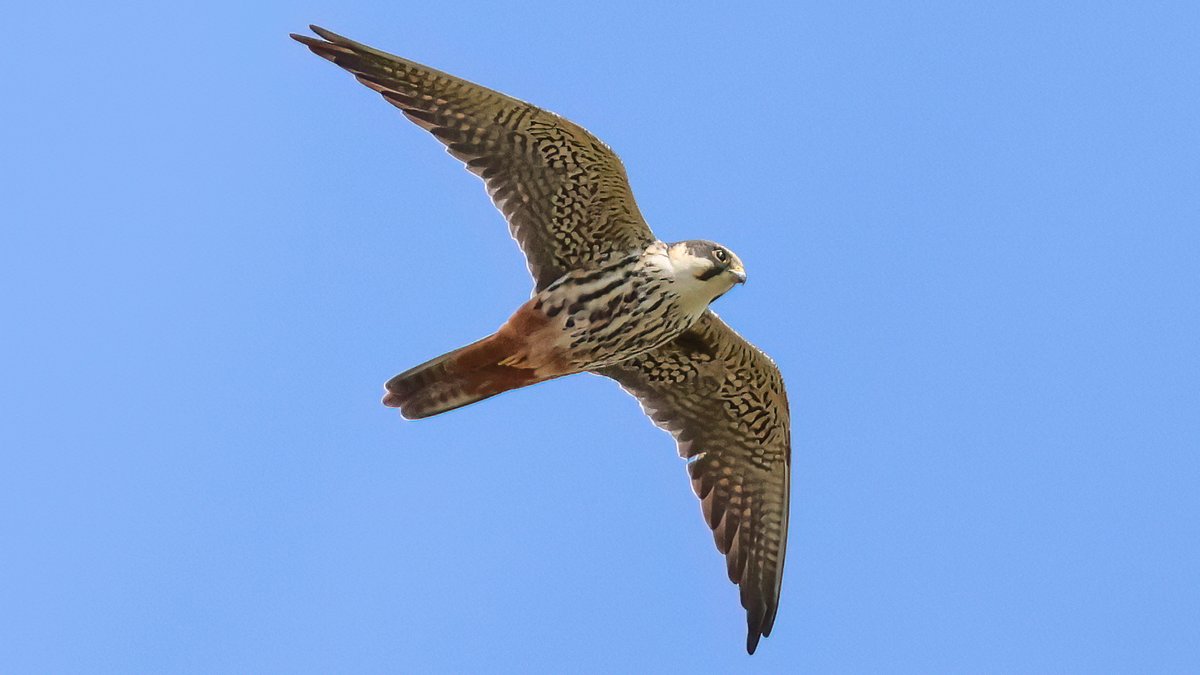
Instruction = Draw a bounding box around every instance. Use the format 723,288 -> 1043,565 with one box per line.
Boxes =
747,606 -> 773,654
746,631 -> 761,655
290,30 -> 348,64
289,32 -> 324,49
289,25 -> 340,44
309,25 -> 344,43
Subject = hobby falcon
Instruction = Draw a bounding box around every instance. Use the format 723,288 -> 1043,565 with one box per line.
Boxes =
293,26 -> 791,654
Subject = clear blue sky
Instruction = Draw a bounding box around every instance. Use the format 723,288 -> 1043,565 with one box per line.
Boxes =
4,1 -> 1198,672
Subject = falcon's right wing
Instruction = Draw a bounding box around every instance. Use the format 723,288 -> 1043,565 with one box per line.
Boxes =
595,311 -> 791,654
292,26 -> 656,290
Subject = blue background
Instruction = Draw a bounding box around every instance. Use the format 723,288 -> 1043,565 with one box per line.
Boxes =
4,2 -> 1198,672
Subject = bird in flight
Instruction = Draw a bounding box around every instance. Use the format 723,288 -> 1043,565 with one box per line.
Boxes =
292,26 -> 791,654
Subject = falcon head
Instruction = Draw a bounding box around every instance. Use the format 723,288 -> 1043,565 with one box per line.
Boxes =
667,240 -> 748,303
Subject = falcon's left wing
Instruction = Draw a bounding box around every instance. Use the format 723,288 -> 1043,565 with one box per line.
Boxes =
291,26 -> 655,290
594,312 -> 791,654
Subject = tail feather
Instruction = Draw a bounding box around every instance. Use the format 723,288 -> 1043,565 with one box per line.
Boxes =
382,333 -> 548,419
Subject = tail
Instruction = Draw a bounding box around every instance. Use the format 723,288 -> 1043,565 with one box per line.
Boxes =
382,333 -> 550,419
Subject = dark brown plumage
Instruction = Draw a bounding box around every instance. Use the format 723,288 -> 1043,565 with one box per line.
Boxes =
598,313 -> 790,653
291,25 -> 652,291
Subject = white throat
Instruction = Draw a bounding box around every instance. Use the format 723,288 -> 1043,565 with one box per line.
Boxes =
646,242 -> 733,317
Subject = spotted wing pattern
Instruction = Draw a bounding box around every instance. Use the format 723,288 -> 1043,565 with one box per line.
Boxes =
595,311 -> 791,654
292,26 -> 655,290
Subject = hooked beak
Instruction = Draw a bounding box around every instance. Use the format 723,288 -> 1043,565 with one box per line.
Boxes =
731,269 -> 747,284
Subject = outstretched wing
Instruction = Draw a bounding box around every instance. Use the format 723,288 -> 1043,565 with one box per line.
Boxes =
292,26 -> 656,290
595,312 -> 791,654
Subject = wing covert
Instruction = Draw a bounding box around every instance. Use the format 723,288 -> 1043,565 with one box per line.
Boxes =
292,26 -> 655,289
595,312 -> 791,654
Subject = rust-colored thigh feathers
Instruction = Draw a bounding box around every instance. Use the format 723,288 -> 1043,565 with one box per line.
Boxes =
383,304 -> 564,419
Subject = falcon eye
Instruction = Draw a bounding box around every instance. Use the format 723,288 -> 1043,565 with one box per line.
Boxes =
713,249 -> 728,263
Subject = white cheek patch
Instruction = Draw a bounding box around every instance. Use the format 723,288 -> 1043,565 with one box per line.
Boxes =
666,244 -> 690,269
667,245 -> 708,275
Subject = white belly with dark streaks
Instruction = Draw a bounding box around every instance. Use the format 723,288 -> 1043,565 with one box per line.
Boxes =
530,243 -> 712,370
